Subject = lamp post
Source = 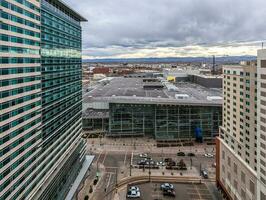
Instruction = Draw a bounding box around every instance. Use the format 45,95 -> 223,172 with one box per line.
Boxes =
148,157 -> 151,182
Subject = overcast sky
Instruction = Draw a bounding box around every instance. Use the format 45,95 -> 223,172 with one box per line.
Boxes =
64,0 -> 266,59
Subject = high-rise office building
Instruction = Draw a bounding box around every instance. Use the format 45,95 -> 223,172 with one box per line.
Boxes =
216,61 -> 258,199
0,0 -> 86,199
257,49 -> 266,200
0,0 -> 42,199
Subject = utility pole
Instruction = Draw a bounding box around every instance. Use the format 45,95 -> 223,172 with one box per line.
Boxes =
190,158 -> 192,170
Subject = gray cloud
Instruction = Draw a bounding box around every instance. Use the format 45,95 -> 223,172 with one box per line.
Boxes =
64,0 -> 266,58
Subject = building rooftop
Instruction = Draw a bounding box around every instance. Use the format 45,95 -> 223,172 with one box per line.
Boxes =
83,77 -> 222,106
43,0 -> 87,22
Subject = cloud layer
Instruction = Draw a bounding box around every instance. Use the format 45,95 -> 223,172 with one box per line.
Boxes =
64,0 -> 266,58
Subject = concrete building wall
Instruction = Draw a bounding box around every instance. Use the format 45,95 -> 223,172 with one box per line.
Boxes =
218,62 -> 258,200
257,50 -> 266,200
189,75 -> 222,88
218,138 -> 257,200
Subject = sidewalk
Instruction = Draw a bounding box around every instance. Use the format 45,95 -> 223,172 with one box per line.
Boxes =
89,143 -> 215,155
77,162 -> 106,200
130,166 -> 200,178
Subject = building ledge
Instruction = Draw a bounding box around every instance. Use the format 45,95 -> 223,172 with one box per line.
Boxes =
65,155 -> 95,200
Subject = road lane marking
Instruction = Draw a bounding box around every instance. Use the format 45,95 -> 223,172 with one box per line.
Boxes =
96,151 -> 103,163
102,151 -> 108,164
194,183 -> 203,200
106,173 -> 112,189
123,150 -> 127,165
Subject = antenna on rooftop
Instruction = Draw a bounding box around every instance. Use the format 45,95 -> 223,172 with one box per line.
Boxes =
262,42 -> 264,49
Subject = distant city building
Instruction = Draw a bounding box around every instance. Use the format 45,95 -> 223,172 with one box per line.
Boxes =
0,0 -> 86,199
92,67 -> 111,75
216,61 -> 257,199
162,68 -> 222,88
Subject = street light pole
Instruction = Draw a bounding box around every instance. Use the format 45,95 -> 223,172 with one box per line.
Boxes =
115,168 -> 118,190
161,141 -> 163,162
148,157 -> 151,182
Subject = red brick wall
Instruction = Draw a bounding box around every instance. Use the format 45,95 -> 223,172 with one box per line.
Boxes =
93,67 -> 110,74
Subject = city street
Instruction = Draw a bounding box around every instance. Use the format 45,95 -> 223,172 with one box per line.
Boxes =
77,136 -> 222,200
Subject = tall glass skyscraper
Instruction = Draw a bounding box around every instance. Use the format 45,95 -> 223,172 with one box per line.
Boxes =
0,0 -> 86,199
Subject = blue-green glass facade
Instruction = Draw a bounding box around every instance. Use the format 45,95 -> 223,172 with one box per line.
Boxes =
109,103 -> 222,140
30,0 -> 86,199
40,1 -> 82,144
0,0 -> 86,199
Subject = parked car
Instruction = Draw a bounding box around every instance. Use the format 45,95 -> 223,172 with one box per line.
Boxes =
139,153 -> 148,158
201,170 -> 208,179
167,160 -> 176,167
177,152 -> 185,156
164,158 -> 172,163
128,186 -> 140,192
204,153 -> 214,158
187,152 -> 195,157
157,161 -> 165,166
163,189 -> 176,197
177,159 -> 187,169
160,183 -> 174,191
145,160 -> 155,165
127,190 -> 140,198
137,160 -> 146,165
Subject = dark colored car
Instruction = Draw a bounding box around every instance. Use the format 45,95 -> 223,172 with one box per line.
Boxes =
164,158 -> 172,163
187,152 -> 195,156
163,189 -> 176,197
167,161 -> 176,167
177,152 -> 185,156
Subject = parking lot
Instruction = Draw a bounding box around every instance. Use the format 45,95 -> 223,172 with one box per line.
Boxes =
81,136 -> 221,200
131,152 -> 216,178
126,182 -> 213,200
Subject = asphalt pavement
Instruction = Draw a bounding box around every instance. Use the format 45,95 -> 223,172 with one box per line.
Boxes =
126,182 -> 214,200
77,137 -> 222,200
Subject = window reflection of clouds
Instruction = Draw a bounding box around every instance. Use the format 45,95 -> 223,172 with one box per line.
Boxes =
41,48 -> 81,58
